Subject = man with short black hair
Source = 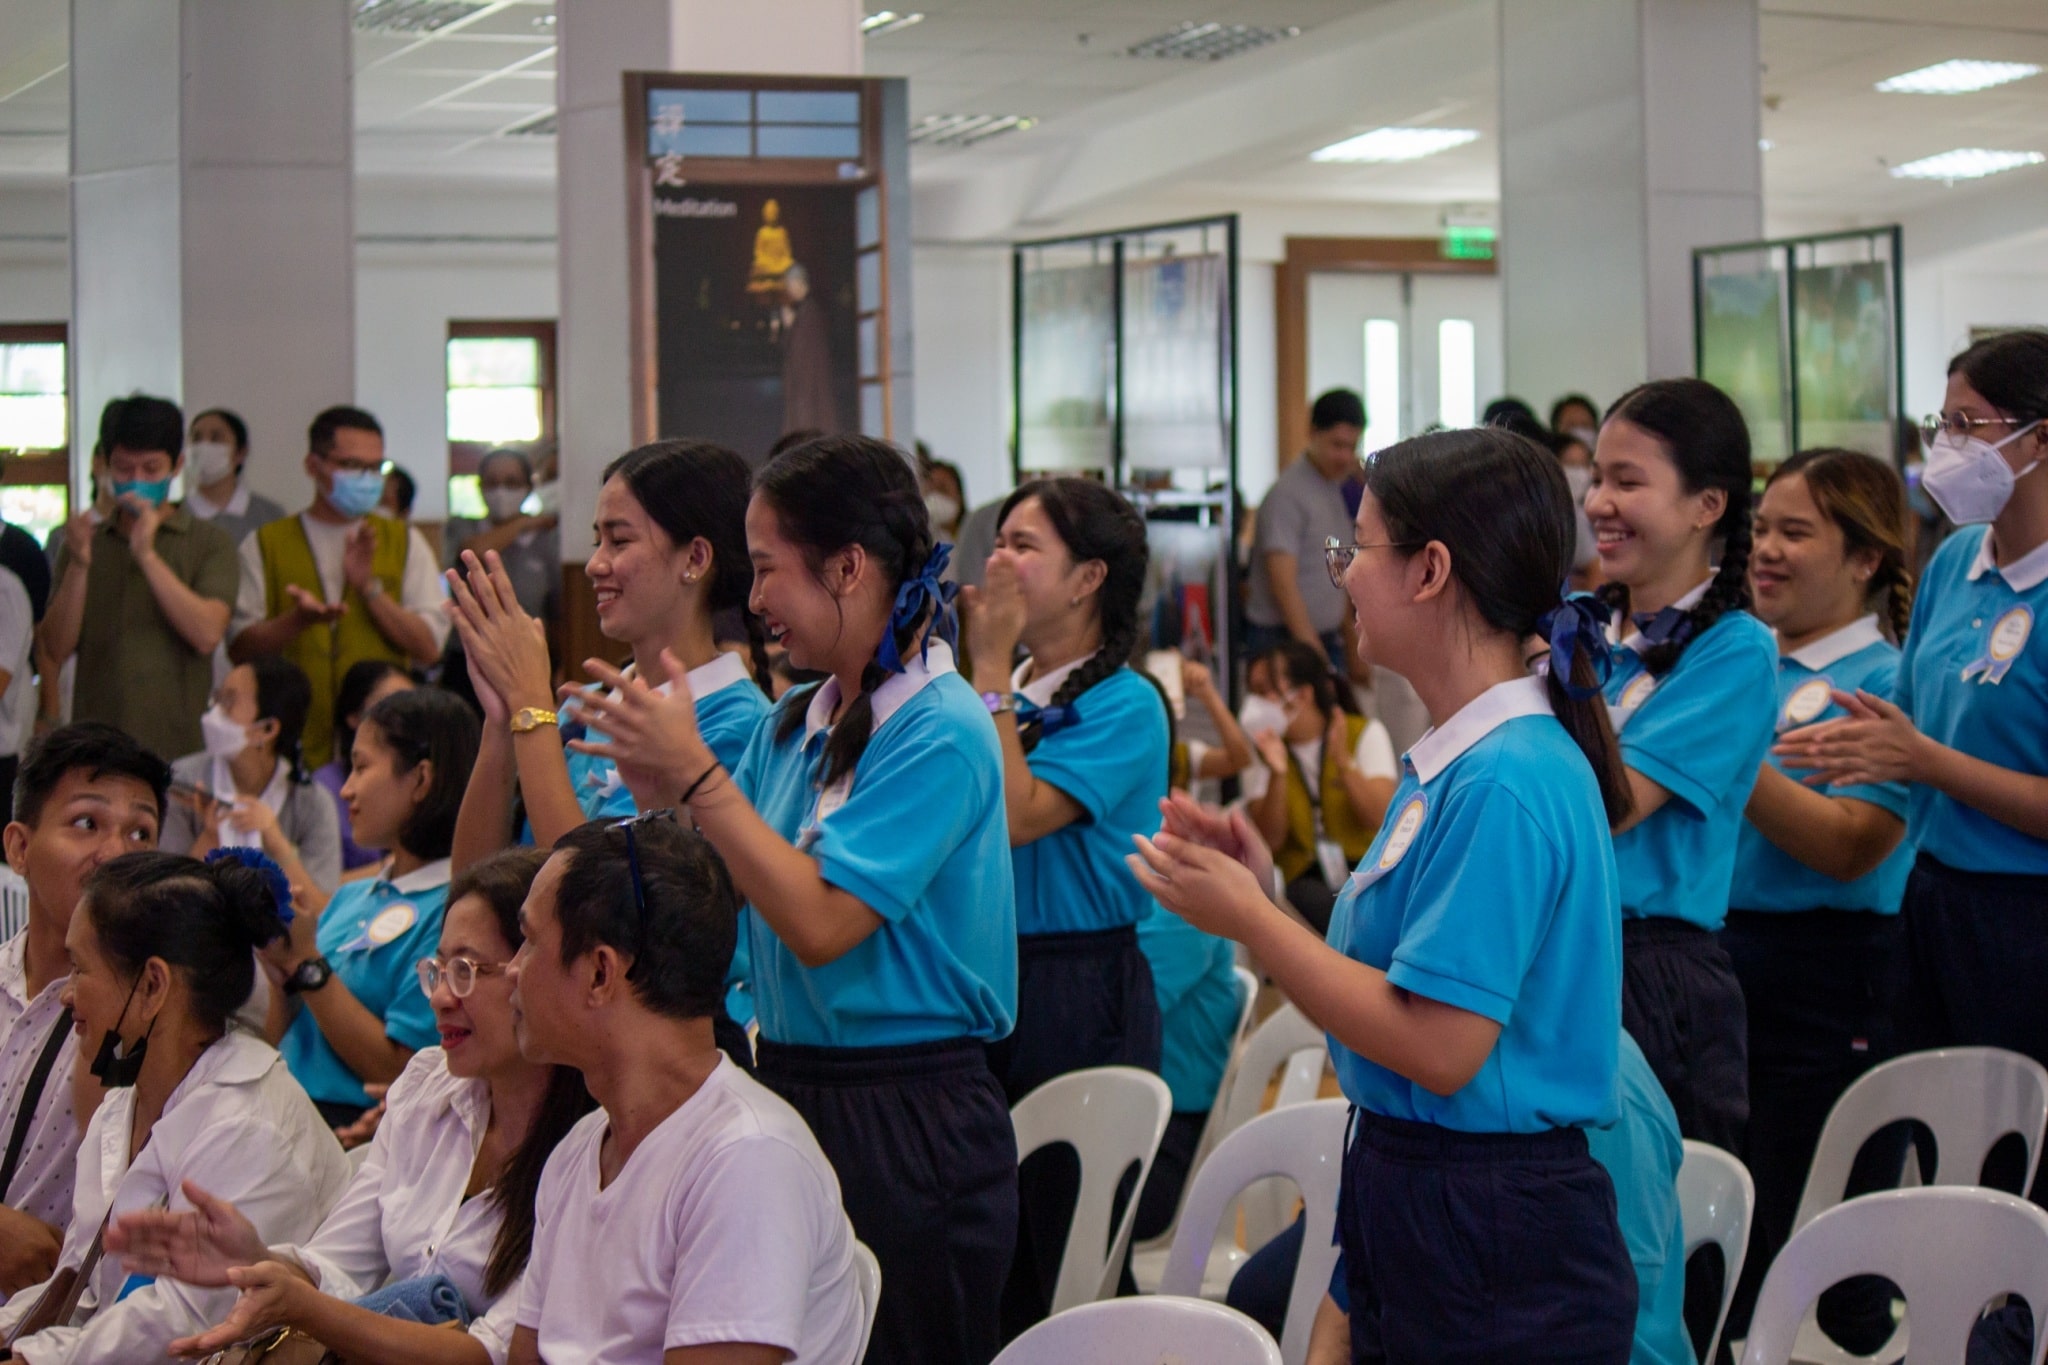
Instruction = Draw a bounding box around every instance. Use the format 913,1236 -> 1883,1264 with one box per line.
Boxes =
0,722 -> 169,1293
508,817 -> 863,1365
229,406 -> 448,768
1245,389 -> 1368,678
39,396 -> 239,760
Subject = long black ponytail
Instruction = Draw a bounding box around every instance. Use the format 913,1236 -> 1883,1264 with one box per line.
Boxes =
1597,378 -> 1754,677
761,436 -> 939,790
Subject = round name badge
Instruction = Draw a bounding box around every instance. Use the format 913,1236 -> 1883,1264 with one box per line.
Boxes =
1784,677 -> 1834,727
1619,674 -> 1658,711
1377,795 -> 1428,872
1991,606 -> 2033,663
367,903 -> 417,947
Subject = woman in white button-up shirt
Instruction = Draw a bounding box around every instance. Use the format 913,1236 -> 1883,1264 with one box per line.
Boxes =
0,851 -> 352,1364
108,846 -> 592,1365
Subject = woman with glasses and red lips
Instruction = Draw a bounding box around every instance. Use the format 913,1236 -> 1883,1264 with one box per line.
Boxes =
107,847 -> 593,1365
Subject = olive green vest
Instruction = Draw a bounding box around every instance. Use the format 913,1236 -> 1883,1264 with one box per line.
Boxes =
1275,712 -> 1379,884
256,515 -> 411,769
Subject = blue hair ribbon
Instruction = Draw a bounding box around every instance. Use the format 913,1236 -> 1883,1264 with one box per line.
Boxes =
1538,592 -> 1614,700
1023,700 -> 1082,739
204,845 -> 295,927
1631,604 -> 1696,653
878,542 -> 959,675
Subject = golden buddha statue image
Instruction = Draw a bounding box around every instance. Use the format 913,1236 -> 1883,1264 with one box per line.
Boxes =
748,198 -> 794,293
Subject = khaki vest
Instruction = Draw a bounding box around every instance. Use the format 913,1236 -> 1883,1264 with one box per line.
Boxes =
1275,712 -> 1380,884
256,515 -> 411,769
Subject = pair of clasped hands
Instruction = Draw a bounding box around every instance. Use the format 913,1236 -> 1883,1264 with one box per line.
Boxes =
440,549 -> 712,808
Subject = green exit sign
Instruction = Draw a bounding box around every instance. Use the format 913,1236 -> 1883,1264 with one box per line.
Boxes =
1442,225 -> 1497,260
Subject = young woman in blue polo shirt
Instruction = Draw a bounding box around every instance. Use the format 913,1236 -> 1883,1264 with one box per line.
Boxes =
1586,378 -> 1779,1153
1725,448 -> 1916,1343
1779,332 -> 2048,1191
960,476 -> 1163,1332
1133,426 -> 1638,1361
565,435 -> 1018,1365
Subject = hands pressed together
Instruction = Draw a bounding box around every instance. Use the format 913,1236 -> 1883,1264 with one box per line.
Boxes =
1127,791 -> 1281,941
1774,688 -> 1927,788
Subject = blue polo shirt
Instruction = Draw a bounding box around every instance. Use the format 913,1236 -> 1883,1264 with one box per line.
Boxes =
1731,616 -> 1913,914
1135,906 -> 1239,1113
560,652 -> 770,822
1604,600 -> 1778,930
1010,662 -> 1168,935
1896,527 -> 2048,874
280,859 -> 449,1109
733,641 -> 1017,1047
1328,676 -> 1622,1133
1587,1033 -> 1691,1365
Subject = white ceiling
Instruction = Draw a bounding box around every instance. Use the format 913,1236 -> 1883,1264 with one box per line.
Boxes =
0,0 -> 2043,235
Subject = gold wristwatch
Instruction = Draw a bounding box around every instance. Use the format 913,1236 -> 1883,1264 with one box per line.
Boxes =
510,706 -> 559,734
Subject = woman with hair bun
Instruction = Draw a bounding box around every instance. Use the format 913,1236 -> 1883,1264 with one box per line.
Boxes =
0,850 -> 351,1364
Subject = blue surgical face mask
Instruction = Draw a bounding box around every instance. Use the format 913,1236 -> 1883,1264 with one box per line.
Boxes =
327,469 -> 386,519
111,477 -> 173,507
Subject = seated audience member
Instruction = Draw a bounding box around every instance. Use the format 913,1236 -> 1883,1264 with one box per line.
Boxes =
40,396 -> 240,761
1129,906 -> 1238,1243
316,662 -> 417,872
230,407 -> 449,770
279,688 -> 479,1127
442,449 -> 559,628
0,725 -> 169,1295
0,851 -> 351,1363
161,656 -> 341,893
378,466 -> 417,525
183,408 -> 286,551
507,817 -> 864,1365
1242,642 -> 1398,934
108,847 -> 592,1365
1171,659 -> 1254,788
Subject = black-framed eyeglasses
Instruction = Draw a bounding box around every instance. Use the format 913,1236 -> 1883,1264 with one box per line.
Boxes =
416,955 -> 510,1000
1921,412 -> 2022,444
1323,535 -> 1423,588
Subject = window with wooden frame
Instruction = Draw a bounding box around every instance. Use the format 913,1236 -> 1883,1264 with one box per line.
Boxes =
0,323 -> 70,546
446,320 -> 556,520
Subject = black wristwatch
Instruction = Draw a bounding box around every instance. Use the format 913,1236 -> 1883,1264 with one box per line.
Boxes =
284,956 -> 334,995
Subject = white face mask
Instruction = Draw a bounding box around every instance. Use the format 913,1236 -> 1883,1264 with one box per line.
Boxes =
924,492 -> 961,529
1922,421 -> 2044,525
1238,693 -> 1287,738
188,440 -> 237,488
1564,465 -> 1594,502
200,705 -> 250,760
482,487 -> 530,523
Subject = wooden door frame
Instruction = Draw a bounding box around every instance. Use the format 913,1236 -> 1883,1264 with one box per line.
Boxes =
1275,237 -> 1496,469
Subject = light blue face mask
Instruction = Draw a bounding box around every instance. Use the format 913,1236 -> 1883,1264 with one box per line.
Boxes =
327,468 -> 386,519
111,477 -> 173,507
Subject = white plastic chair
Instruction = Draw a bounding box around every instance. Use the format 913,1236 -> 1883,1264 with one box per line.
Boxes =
1011,1066 -> 1174,1314
1677,1139 -> 1754,1365
1217,1004 -> 1329,1141
1160,1099 -> 1348,1365
992,1296 -> 1283,1365
849,1239 -> 880,1362
1781,1046 -> 2048,1364
1740,1187 -> 2048,1365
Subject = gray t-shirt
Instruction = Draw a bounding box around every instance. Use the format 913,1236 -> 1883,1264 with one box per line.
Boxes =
1247,456 -> 1353,634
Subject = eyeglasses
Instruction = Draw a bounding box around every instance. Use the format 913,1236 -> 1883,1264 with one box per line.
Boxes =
322,453 -> 389,477
416,955 -> 510,999
1323,535 -> 1423,588
1921,412 -> 2022,444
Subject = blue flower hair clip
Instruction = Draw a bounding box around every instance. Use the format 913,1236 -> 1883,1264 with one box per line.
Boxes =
204,846 -> 295,926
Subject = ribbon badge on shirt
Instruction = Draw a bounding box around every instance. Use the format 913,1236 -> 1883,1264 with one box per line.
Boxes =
1606,671 -> 1659,734
1346,792 -> 1428,897
340,901 -> 417,954
1781,677 -> 1835,732
1962,606 -> 2032,686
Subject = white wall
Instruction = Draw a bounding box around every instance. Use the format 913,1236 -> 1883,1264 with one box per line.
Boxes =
910,242 -> 1010,510
1902,229 -> 2048,427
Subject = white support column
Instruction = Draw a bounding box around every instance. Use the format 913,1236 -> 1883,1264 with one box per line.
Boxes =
69,0 -> 353,509
1499,0 -> 1761,406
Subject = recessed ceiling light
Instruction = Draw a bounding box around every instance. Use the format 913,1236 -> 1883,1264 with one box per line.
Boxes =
1888,147 -> 2045,181
910,114 -> 1037,147
351,0 -> 486,35
1311,127 -> 1480,163
1759,138 -> 1775,151
862,11 -> 925,36
1876,59 -> 2041,95
1127,21 -> 1301,62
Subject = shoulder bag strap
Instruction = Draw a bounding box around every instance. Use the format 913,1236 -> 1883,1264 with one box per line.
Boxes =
0,1007 -> 73,1203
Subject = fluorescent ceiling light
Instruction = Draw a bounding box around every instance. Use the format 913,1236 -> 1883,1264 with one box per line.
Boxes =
1876,60 -> 2041,95
910,114 -> 1036,147
351,0 -> 485,35
1311,127 -> 1479,163
1889,147 -> 2046,181
862,11 -> 924,35
1127,21 -> 1301,62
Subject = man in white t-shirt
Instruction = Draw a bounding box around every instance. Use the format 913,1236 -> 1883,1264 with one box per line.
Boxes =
509,816 -> 863,1365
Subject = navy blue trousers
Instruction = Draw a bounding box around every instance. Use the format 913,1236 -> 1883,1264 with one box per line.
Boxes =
756,1036 -> 1018,1365
1338,1110 -> 1636,1364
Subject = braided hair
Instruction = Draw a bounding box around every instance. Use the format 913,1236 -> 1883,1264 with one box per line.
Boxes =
602,440 -> 771,693
997,479 -> 1150,751
763,436 -> 941,790
1768,448 -> 1916,641
1597,378 -> 1755,677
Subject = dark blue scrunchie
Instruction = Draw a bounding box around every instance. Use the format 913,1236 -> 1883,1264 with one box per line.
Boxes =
1537,592 -> 1614,700
878,541 -> 959,675
203,845 -> 295,927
